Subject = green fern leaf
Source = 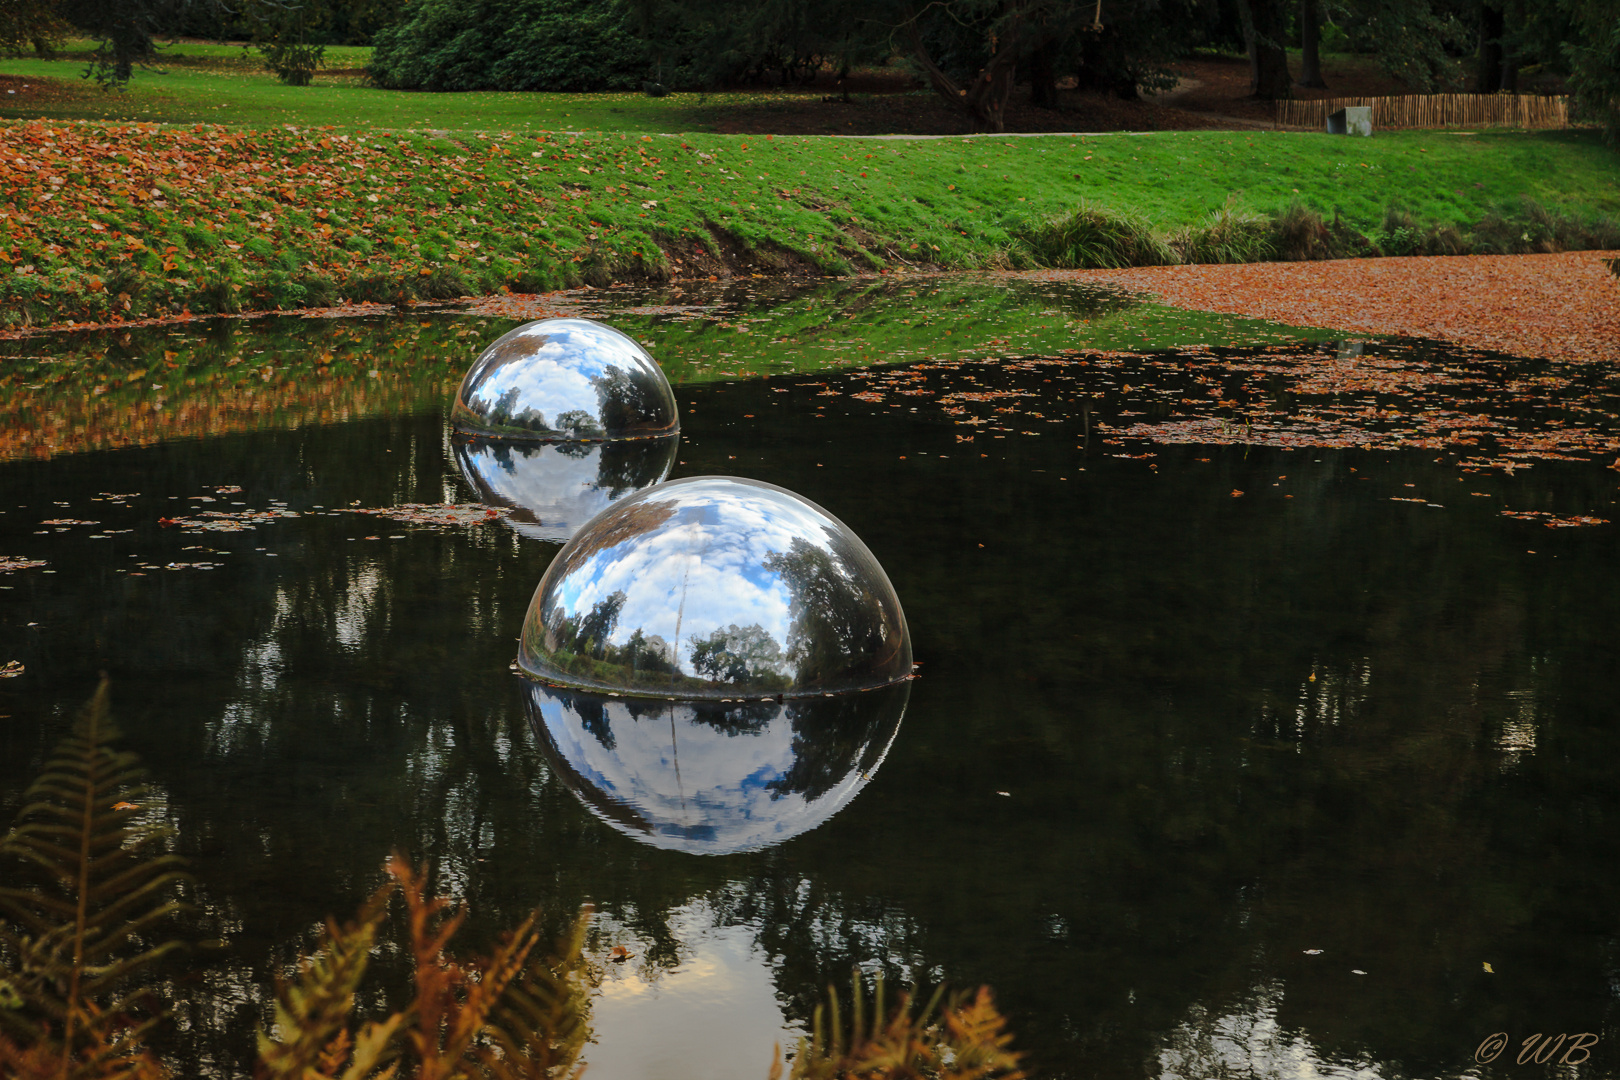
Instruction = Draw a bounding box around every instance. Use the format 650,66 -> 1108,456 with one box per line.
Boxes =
255,883 -> 393,1080
0,680 -> 190,1076
470,909 -> 593,1080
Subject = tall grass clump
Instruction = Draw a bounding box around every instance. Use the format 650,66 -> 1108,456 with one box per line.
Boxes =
1271,201 -> 1342,261
1377,205 -> 1467,256
1469,198 -> 1620,254
1170,198 -> 1276,264
1011,205 -> 1176,269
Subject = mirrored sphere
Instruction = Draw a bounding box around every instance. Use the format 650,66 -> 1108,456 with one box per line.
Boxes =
525,679 -> 908,855
453,435 -> 678,543
518,476 -> 912,698
451,318 -> 679,441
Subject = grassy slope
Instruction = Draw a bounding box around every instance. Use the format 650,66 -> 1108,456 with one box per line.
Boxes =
2,53 -> 1618,328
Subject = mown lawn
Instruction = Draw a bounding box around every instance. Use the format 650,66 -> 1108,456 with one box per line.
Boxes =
0,46 -> 846,133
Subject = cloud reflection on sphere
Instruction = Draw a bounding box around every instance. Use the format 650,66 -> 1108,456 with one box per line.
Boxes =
451,318 -> 679,441
524,680 -> 909,855
517,476 -> 912,699
453,436 -> 678,543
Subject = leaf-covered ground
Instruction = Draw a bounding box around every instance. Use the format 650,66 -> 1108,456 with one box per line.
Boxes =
1042,250 -> 1620,364
3,118 -> 1618,330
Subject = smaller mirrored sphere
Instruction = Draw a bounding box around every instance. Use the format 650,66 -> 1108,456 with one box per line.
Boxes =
518,476 -> 912,699
525,679 -> 908,855
451,318 -> 679,441
454,435 -> 678,543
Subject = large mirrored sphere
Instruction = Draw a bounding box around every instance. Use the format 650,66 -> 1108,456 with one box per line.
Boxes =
454,435 -> 678,543
518,476 -> 912,698
525,679 -> 908,855
451,318 -> 679,441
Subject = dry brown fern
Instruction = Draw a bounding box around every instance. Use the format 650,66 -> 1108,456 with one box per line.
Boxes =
254,854 -> 591,1080
780,974 -> 1024,1080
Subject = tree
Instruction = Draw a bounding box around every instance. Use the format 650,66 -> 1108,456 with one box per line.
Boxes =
1564,0 -> 1620,143
57,0 -> 165,84
1235,0 -> 1291,97
368,0 -> 652,91
1347,0 -> 1466,90
1298,0 -> 1327,88
0,0 -> 69,57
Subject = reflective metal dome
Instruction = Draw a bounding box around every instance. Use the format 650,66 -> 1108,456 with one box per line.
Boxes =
451,318 -> 679,441
525,679 -> 908,855
517,476 -> 912,698
453,435 -> 678,543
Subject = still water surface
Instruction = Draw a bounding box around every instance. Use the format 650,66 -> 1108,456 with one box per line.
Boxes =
2,278 -> 1618,1080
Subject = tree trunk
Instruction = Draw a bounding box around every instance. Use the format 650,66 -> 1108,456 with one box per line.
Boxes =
1476,3 -> 1504,93
904,9 -> 1027,132
1236,0 -> 1292,99
1500,50 -> 1519,92
1030,43 -> 1059,109
1297,0 -> 1326,88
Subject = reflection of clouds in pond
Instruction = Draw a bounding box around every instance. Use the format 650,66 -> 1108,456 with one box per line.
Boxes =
525,680 -> 907,855
520,477 -> 911,698
453,436 -> 677,543
1158,985 -> 1389,1080
584,901 -> 803,1080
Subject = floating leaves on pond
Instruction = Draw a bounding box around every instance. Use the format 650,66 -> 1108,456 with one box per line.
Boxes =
1,556 -> 48,572
344,504 -> 506,528
158,509 -> 299,532
1499,510 -> 1610,528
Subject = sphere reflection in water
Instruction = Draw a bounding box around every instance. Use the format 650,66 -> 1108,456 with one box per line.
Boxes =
453,435 -> 678,543
517,476 -> 912,698
451,318 -> 679,441
524,680 -> 908,854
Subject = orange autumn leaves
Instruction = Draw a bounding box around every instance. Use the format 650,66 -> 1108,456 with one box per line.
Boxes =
1044,251 -> 1620,366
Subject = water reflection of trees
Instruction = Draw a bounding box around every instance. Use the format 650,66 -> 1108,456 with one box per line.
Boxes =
9,364 -> 1620,1080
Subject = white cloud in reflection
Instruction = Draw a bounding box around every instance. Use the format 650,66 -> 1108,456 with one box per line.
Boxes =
1158,985 -> 1388,1080
584,901 -> 802,1080
539,696 -> 877,855
467,350 -> 600,424
552,480 -> 849,675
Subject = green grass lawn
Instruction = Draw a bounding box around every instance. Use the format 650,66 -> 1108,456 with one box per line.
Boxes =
0,47 -> 848,133
2,50 -> 1617,329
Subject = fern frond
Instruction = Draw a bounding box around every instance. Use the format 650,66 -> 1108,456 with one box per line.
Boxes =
0,680 -> 190,1067
789,974 -> 1023,1080
471,909 -> 593,1080
255,882 -> 393,1080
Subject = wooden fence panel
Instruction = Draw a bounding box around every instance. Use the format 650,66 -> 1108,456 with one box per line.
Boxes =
1276,94 -> 1570,130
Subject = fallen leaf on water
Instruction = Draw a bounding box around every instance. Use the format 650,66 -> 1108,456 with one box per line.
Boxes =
345,504 -> 507,527
0,660 -> 23,677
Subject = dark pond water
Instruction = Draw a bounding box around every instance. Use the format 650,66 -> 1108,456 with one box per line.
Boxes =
3,278 -> 1619,1080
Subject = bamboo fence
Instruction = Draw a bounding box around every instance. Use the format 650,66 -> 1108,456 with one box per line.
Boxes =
1276,93 -> 1570,130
